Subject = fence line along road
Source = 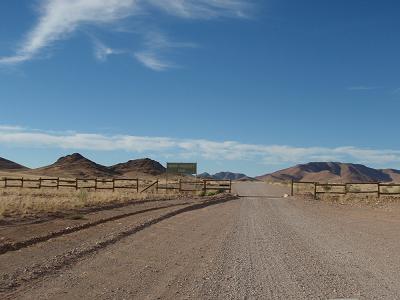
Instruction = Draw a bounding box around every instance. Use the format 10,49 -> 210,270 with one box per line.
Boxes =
0,177 -> 232,194
291,179 -> 400,199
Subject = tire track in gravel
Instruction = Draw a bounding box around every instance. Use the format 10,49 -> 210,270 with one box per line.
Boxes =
4,182 -> 400,299
264,199 -> 361,299
200,197 -> 303,299
249,200 -> 299,299
270,197 -> 399,299
0,195 -> 237,295
200,196 -> 398,299
0,201 -> 191,255
0,197 -> 189,227
5,196 -> 241,300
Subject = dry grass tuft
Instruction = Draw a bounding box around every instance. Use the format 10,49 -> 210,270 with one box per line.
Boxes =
0,188 -> 175,219
294,183 -> 400,207
316,193 -> 400,207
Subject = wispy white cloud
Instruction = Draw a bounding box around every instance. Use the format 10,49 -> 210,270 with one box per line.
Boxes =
134,31 -> 196,70
392,88 -> 400,94
92,38 -> 124,62
142,31 -> 197,50
0,55 -> 31,65
0,0 -> 249,68
1,126 -> 399,167
347,86 -> 383,91
0,125 -> 26,131
146,0 -> 249,18
134,51 -> 172,71
0,0 -> 139,65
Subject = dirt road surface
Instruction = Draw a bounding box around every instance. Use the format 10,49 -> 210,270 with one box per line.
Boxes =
2,182 -> 400,299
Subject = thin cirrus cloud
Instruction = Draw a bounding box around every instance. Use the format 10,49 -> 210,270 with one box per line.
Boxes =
347,86 -> 383,91
134,31 -> 197,71
92,39 -> 125,62
392,88 -> 400,94
92,31 -> 196,69
134,52 -> 172,71
0,126 -> 400,166
0,0 -> 249,70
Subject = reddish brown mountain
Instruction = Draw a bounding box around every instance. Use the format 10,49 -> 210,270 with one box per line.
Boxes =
30,153 -> 114,178
1,154 -> 167,178
198,172 -> 257,181
381,169 -> 400,183
257,162 -> 400,183
0,157 -> 29,171
109,158 -> 166,176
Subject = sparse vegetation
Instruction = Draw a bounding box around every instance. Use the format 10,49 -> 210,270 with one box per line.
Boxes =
206,190 -> 223,196
317,193 -> 400,207
0,179 -> 230,219
350,187 -> 361,192
0,188 -> 172,219
77,189 -> 89,204
294,181 -> 400,206
322,185 -> 332,192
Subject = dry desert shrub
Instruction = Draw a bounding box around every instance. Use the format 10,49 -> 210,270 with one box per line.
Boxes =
0,188 -> 174,218
317,193 -> 400,207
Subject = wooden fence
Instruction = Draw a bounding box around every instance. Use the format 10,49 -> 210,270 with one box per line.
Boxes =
291,180 -> 400,199
0,177 -> 232,194
157,179 -> 232,193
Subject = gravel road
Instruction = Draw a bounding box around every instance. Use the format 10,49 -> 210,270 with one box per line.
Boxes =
2,182 -> 400,299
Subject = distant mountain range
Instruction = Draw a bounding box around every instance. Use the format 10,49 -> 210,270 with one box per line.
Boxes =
0,154 -> 254,180
0,153 -> 166,178
257,162 -> 400,183
198,172 -> 256,181
1,155 -> 400,183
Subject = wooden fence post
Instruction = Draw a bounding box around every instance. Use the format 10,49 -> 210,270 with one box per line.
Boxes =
156,180 -> 159,193
38,177 -> 42,189
290,179 -> 294,196
57,177 -> 60,190
377,182 -> 381,198
179,179 -> 182,192
203,180 -> 207,193
112,178 -> 115,192
95,178 -> 98,191
166,172 -> 168,194
75,179 -> 78,190
314,182 -> 317,199
4,178 -> 7,189
136,179 -> 139,193
21,177 -> 24,188
229,179 -> 232,193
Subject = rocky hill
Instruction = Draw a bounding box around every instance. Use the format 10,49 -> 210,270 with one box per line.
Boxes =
257,162 -> 400,183
199,171 -> 255,181
30,153 -> 114,178
109,158 -> 166,176
0,157 -> 29,171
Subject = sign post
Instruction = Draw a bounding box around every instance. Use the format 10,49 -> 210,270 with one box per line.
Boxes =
166,163 -> 197,193
167,163 -> 197,175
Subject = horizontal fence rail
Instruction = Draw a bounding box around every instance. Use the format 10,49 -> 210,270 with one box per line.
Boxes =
290,180 -> 400,199
0,177 -> 232,194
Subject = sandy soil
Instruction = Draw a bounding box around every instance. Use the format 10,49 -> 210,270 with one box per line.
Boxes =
1,183 -> 400,299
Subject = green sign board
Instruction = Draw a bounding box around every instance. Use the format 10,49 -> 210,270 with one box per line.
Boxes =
167,163 -> 197,175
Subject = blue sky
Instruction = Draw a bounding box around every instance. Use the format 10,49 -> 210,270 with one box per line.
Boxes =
0,0 -> 400,176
